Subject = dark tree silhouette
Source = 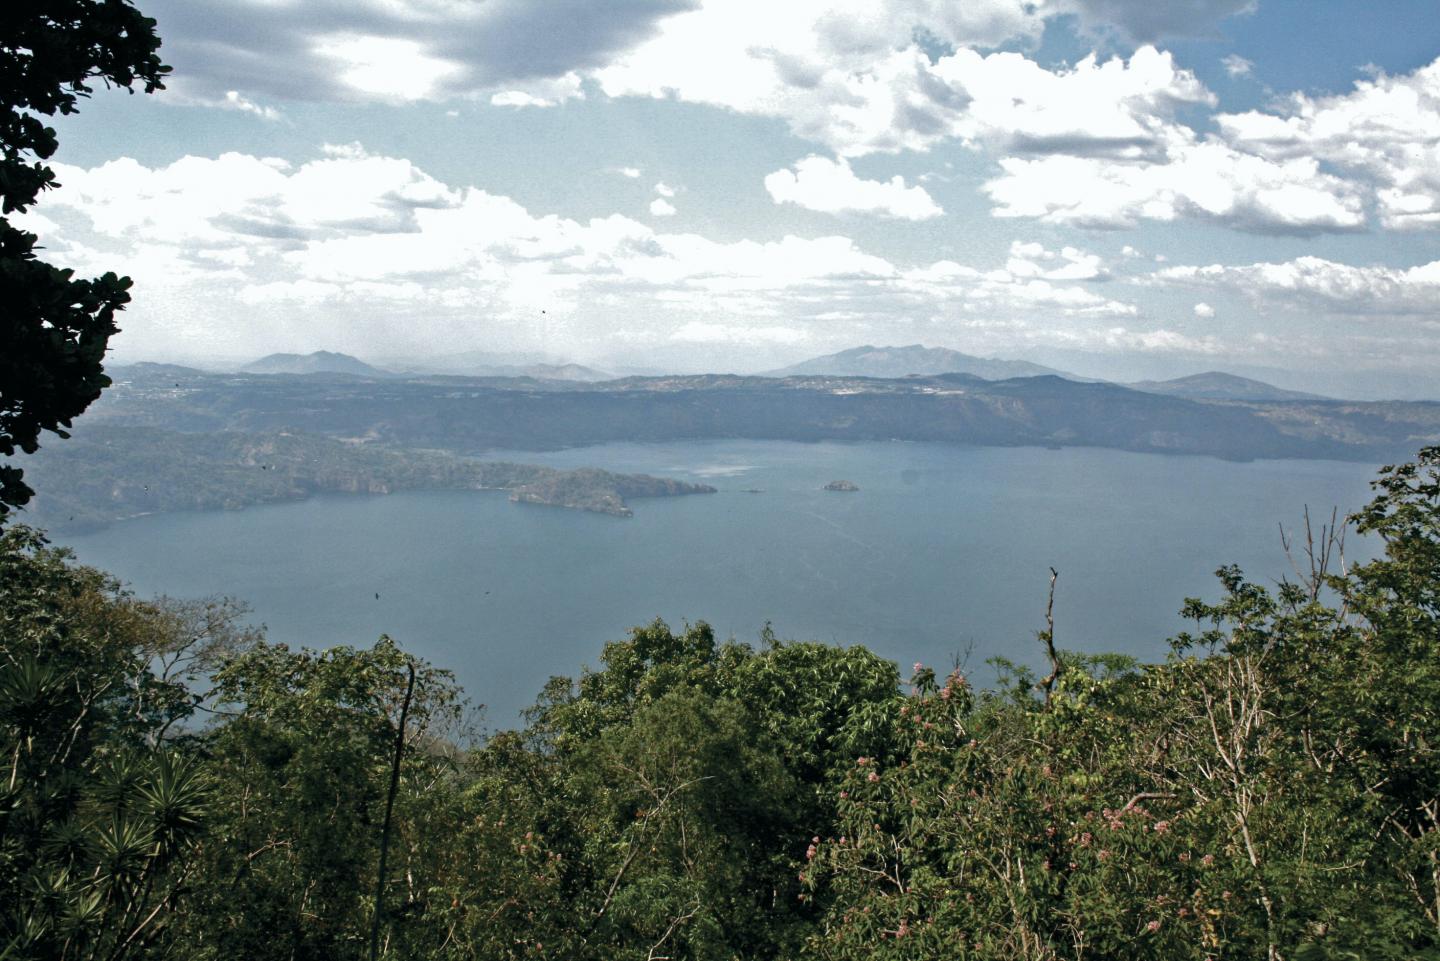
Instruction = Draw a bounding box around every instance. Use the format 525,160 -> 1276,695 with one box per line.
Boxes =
0,0 -> 169,519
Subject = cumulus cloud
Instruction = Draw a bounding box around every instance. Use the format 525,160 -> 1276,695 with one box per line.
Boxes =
764,156 -> 943,219
143,0 -> 1260,114
649,197 -> 677,216
1157,256 -> 1440,317
1216,57 -> 1440,230
1004,241 -> 1108,281
602,34 -> 1212,158
27,149 -> 1155,359
1221,54 -> 1253,78
488,73 -> 586,108
220,90 -> 283,119
1193,302 -> 1215,318
984,133 -> 1367,233
141,0 -> 695,104
136,0 -> 1430,238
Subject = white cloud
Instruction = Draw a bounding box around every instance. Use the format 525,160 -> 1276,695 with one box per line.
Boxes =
143,0 -> 1255,115
616,167 -> 643,178
649,197 -> 677,216
31,149 -> 1159,360
1221,54 -> 1253,78
1004,240 -> 1107,280
488,72 -> 586,107
1158,256 -> 1440,317
985,134 -> 1367,233
1216,57 -> 1440,230
764,156 -> 943,220
314,35 -> 465,102
221,90 -> 283,120
654,182 -> 676,197
601,35 -> 1212,159
142,0 -> 695,105
1193,301 -> 1215,318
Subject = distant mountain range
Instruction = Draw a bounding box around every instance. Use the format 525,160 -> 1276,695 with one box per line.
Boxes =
771,345 -> 1327,402
235,350 -> 612,382
441,362 -> 612,382
1127,372 -> 1327,402
89,364 -> 1440,464
240,351 -> 389,377
768,345 -> 1078,381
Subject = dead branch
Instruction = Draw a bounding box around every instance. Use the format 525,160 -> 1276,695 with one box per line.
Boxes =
1037,568 -> 1062,706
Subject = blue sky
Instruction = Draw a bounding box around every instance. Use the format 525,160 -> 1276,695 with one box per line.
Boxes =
25,0 -> 1440,395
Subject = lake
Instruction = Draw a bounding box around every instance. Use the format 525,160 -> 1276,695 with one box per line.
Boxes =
56,441 -> 1382,727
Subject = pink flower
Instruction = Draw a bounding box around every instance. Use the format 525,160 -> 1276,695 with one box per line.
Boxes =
867,771 -> 880,782
913,662 -> 924,674
839,791 -> 849,799
1201,854 -> 1214,866
1097,849 -> 1111,862
896,920 -> 911,938
1178,852 -> 1191,863
1146,920 -> 1161,933
857,757 -> 869,766
1153,820 -> 1171,834
805,844 -> 817,861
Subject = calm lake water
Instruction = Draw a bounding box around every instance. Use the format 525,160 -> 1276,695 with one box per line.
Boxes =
57,441 -> 1381,727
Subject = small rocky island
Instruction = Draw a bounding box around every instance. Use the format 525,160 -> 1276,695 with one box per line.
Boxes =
823,479 -> 860,492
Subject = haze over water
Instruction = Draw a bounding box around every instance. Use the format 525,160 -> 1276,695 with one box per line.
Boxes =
58,441 -> 1379,726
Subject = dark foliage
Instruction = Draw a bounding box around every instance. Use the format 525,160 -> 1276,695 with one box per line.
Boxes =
0,0 -> 169,518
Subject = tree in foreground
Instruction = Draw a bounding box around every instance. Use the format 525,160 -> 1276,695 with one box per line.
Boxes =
0,0 -> 169,520
5,448 -> 1440,959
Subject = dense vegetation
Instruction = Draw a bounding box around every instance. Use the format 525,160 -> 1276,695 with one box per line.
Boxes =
13,424 -> 716,530
0,0 -> 169,519
4,448 -> 1439,960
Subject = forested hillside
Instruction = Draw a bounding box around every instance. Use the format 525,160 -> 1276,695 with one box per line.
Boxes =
4,448 -> 1439,960
92,365 -> 1440,464
12,425 -> 715,530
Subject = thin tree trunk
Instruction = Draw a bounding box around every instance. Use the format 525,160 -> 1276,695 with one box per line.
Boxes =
369,661 -> 416,961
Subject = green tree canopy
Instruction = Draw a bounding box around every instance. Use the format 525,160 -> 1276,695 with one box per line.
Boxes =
0,0 -> 169,520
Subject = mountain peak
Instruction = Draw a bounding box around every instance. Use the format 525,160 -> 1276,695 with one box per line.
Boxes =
240,351 -> 388,377
768,344 -> 1078,381
1129,371 -> 1327,402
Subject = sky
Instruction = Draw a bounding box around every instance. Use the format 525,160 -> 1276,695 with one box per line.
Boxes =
21,0 -> 1440,395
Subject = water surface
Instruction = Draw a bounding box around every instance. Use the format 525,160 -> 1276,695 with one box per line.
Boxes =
58,442 -> 1380,727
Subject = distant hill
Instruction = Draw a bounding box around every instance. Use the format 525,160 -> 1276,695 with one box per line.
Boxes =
85,368 -> 1440,464
768,345 -> 1076,381
1129,371 -> 1327,402
240,351 -> 389,377
108,362 -> 207,381
386,351 -> 612,381
468,362 -> 612,382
